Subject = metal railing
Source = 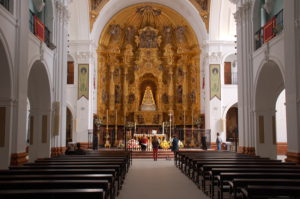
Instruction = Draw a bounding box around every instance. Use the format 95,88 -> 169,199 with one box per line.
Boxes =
29,10 -> 52,49
255,9 -> 283,50
0,0 -> 9,11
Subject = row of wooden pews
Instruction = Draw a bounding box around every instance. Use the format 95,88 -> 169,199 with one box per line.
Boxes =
175,151 -> 300,199
0,151 -> 131,199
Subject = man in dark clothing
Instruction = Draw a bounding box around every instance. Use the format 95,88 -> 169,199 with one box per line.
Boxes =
201,132 -> 207,150
74,143 -> 86,155
171,135 -> 179,152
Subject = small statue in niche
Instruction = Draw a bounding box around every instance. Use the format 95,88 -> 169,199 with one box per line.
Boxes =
124,44 -> 134,64
127,67 -> 135,84
163,26 -> 173,44
126,112 -> 134,122
102,91 -> 108,104
175,26 -> 186,43
137,114 -> 144,124
163,44 -> 174,65
125,26 -> 136,44
153,114 -> 160,124
162,93 -> 169,104
128,93 -> 135,104
102,76 -> 106,84
162,71 -> 169,85
136,6 -> 161,16
177,85 -> 183,103
114,68 -> 121,78
140,28 -> 157,48
115,85 -> 121,104
109,24 -> 122,42
190,91 -> 196,104
178,67 -> 184,77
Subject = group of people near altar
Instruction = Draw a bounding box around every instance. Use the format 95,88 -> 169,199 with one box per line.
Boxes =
137,134 -> 181,151
137,134 -> 181,160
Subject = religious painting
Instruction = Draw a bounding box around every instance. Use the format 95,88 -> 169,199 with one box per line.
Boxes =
226,107 -> 238,142
272,116 -> 276,145
0,107 -> 5,147
42,115 -> 47,143
153,114 -> 160,124
210,64 -> 221,100
162,93 -> 169,104
52,101 -> 60,136
115,85 -> 121,104
259,115 -> 264,144
128,93 -> 135,104
78,64 -> 89,99
177,85 -> 183,103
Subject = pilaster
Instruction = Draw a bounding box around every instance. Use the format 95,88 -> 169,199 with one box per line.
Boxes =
284,0 -> 300,163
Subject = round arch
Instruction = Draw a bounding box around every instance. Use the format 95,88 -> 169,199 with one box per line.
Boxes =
27,60 -> 52,162
91,0 -> 208,48
0,30 -> 13,100
0,32 -> 14,169
254,60 -> 285,159
27,56 -> 53,91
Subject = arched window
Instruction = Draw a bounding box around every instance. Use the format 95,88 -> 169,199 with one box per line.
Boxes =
253,0 -> 283,50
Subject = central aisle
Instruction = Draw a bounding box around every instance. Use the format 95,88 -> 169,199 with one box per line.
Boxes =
117,159 -> 209,199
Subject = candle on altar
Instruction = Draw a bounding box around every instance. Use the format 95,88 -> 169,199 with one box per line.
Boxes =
184,110 -> 186,129
115,110 -> 117,126
134,122 -> 136,133
192,109 -> 194,131
106,109 -> 108,128
115,110 -> 118,140
162,122 -> 164,134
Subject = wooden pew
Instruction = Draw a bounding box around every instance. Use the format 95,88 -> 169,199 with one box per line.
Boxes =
0,188 -> 105,199
0,174 -> 116,199
10,164 -> 124,188
193,160 -> 290,182
207,167 -> 300,198
25,161 -> 127,178
229,178 -> 300,199
241,185 -> 300,199
0,180 -> 110,199
0,169 -> 121,194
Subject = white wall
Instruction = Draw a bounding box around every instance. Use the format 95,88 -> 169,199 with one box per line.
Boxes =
276,90 -> 287,143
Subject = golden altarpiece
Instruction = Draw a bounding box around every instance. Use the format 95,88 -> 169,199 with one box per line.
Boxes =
96,4 -> 202,147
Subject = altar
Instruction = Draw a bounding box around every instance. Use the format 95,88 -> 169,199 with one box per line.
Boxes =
133,133 -> 166,141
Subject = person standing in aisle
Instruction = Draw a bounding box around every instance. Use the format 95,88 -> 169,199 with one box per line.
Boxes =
216,132 -> 222,151
152,136 -> 159,161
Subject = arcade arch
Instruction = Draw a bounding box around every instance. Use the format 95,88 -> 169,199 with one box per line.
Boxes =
27,60 -> 52,162
255,60 -> 285,159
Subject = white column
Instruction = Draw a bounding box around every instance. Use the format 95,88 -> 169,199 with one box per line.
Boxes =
235,1 -> 255,153
284,0 -> 300,157
0,99 -> 14,169
11,0 -> 30,156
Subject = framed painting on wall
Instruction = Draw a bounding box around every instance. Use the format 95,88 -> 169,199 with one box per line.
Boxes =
78,64 -> 89,99
210,64 -> 221,100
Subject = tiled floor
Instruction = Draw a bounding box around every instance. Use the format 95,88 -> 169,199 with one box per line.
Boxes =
117,159 -> 209,199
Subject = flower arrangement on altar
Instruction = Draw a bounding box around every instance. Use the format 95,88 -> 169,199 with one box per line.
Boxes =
160,139 -> 170,149
178,140 -> 184,148
117,139 -> 125,149
127,139 -> 140,149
